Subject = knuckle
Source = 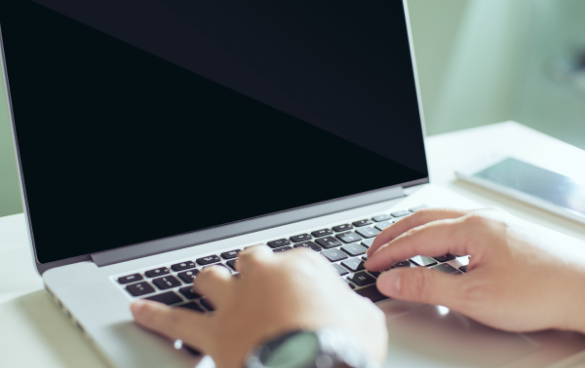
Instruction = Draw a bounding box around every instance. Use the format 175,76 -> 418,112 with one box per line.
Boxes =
459,277 -> 490,306
405,270 -> 432,298
198,267 -> 216,278
462,213 -> 494,229
240,247 -> 269,264
402,227 -> 420,238
464,212 -> 508,232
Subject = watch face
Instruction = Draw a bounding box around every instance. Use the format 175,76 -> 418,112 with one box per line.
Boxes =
264,331 -> 320,368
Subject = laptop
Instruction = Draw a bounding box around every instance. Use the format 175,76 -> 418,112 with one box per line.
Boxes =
3,1 -> 585,367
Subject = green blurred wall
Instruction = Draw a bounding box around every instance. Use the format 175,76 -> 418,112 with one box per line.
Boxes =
0,62 -> 22,217
408,0 -> 530,135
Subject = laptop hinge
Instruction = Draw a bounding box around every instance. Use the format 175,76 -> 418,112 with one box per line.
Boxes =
90,183 -> 413,267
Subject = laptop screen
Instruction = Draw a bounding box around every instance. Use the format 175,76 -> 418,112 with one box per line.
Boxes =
1,0 -> 427,264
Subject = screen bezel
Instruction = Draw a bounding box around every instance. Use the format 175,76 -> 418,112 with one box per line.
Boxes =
1,0 -> 429,275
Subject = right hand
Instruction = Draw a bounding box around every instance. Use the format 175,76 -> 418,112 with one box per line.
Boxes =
365,208 -> 585,334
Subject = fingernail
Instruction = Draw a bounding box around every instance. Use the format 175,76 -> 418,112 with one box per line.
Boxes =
379,271 -> 400,296
131,300 -> 146,316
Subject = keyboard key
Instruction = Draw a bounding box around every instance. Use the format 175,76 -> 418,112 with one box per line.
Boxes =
226,259 -> 237,271
177,302 -> 204,312
433,254 -> 456,262
315,236 -> 342,249
290,234 -> 312,243
410,256 -> 437,267
361,238 -> 374,248
336,232 -> 362,244
143,291 -> 182,305
118,273 -> 143,284
311,229 -> 333,238
346,279 -> 356,289
332,224 -> 353,232
145,267 -> 170,278
355,227 -> 380,239
273,246 -> 293,253
459,265 -> 467,272
392,261 -> 415,268
372,214 -> 392,222
375,221 -> 393,232
332,263 -> 349,276
368,270 -> 381,277
196,255 -> 221,266
432,263 -> 461,274
341,258 -> 366,272
409,205 -> 428,213
200,298 -> 215,312
126,282 -> 155,296
179,286 -> 201,300
348,272 -> 376,287
361,254 -> 368,261
321,249 -> 349,262
293,241 -> 321,251
267,239 -> 291,248
153,276 -> 182,290
352,219 -> 373,227
340,243 -> 368,257
391,210 -> 410,218
355,285 -> 389,302
221,250 -> 240,260
178,269 -> 200,283
171,261 -> 196,272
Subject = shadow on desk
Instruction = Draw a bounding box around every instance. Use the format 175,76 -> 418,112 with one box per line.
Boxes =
0,290 -> 111,368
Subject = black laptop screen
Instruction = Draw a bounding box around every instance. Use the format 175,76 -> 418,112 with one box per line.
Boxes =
1,0 -> 427,264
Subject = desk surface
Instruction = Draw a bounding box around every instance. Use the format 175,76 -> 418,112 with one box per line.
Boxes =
1,121 -> 585,368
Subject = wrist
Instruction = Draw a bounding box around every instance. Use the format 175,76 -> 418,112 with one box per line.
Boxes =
556,267 -> 585,334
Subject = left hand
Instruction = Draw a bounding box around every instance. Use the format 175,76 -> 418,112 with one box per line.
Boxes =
131,245 -> 388,368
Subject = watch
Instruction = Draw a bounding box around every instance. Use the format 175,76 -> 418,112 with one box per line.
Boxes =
244,329 -> 380,368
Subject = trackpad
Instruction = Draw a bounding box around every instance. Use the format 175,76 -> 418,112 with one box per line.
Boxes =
384,305 -> 540,368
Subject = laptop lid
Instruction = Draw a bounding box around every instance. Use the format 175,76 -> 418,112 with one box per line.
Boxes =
0,0 -> 428,274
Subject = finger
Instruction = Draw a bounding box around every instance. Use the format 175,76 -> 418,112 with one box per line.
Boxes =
367,208 -> 470,256
236,244 -> 274,275
131,300 -> 212,350
365,217 -> 481,272
285,247 -> 341,278
192,265 -> 233,307
376,267 -> 466,308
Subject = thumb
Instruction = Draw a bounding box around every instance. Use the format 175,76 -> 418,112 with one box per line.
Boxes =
131,300 -> 212,351
376,268 -> 464,307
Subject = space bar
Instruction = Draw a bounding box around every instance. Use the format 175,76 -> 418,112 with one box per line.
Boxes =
355,285 -> 389,303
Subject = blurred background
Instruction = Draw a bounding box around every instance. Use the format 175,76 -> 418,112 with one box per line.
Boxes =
0,0 -> 584,218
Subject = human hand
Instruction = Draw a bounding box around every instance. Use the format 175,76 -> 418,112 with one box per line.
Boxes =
131,246 -> 388,368
365,208 -> 585,334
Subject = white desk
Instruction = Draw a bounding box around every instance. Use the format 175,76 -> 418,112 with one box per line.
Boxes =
1,121 -> 585,368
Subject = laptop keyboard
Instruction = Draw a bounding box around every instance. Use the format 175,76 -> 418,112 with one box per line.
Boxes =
112,204 -> 467,313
